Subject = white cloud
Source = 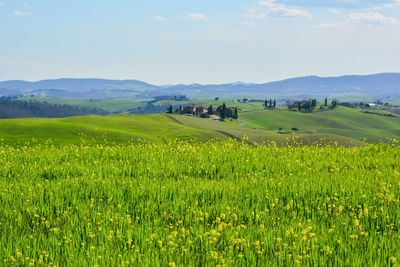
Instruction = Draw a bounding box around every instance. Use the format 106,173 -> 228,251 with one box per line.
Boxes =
258,0 -> 275,7
242,20 -> 256,26
350,12 -> 398,25
314,22 -> 348,28
0,2 -> 4,6
14,10 -> 32,16
315,11 -> 399,28
270,6 -> 313,18
248,13 -> 267,19
265,0 -> 398,9
329,9 -> 340,15
24,3 -> 29,7
154,16 -> 167,22
371,0 -> 400,10
185,13 -> 208,21
258,0 -> 313,19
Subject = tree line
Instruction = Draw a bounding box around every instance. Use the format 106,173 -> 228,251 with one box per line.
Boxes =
264,99 -> 277,109
214,103 -> 238,120
286,98 -> 338,112
0,98 -> 108,119
167,103 -> 239,120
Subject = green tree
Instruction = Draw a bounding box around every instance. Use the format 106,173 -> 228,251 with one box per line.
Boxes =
232,107 -> 239,119
324,98 -> 328,106
227,107 -> 232,118
311,99 -> 317,108
207,105 -> 213,115
221,103 -> 227,120
167,105 -> 173,114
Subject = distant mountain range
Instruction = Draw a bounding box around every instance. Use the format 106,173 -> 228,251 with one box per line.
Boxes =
1,73 -> 399,99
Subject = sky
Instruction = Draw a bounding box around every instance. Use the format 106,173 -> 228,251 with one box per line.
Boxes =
1,0 -> 400,85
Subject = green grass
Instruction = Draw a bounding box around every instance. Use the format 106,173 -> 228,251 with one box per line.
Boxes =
21,97 -> 147,113
0,114 -> 363,147
202,101 -> 265,112
167,114 -> 362,146
361,109 -> 399,117
1,141 -> 400,266
239,107 -> 400,142
382,98 -> 400,105
0,115 -> 219,145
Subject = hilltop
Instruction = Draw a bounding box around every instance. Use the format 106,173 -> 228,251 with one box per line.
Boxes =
0,113 -> 363,146
1,73 -> 399,99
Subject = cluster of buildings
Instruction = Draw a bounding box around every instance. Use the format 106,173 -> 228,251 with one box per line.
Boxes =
183,105 -> 206,115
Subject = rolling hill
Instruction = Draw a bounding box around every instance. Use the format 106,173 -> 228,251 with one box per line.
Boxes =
1,73 -> 399,99
239,107 -> 400,142
0,114 -> 362,147
0,78 -> 157,92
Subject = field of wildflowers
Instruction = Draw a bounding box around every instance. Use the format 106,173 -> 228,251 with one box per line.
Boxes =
0,140 -> 399,266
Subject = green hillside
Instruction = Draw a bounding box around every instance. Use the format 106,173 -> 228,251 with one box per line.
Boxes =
21,97 -> 147,113
0,114 -> 362,146
0,115 -> 219,145
1,107 -> 396,146
166,115 -> 362,146
239,107 -> 400,142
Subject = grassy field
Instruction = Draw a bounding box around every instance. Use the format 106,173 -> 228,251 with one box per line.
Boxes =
239,107 -> 400,142
1,141 -> 400,266
21,97 -> 266,113
167,115 -> 362,146
201,101 -> 265,112
383,98 -> 400,105
0,115 -> 219,145
21,97 -> 147,113
0,114 -> 363,147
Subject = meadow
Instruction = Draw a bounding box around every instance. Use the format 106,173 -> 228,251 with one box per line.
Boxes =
0,114 -> 362,147
240,107 -> 400,142
1,140 -> 400,266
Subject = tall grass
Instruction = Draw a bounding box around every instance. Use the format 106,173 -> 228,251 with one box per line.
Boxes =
1,140 -> 399,266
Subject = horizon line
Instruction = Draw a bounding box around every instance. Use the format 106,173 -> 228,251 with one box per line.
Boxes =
0,72 -> 399,86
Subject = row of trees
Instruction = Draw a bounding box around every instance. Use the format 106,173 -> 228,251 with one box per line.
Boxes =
0,99 -> 108,119
264,99 -> 277,109
286,98 -> 339,113
324,98 -> 338,108
167,103 -> 239,120
214,103 -> 238,120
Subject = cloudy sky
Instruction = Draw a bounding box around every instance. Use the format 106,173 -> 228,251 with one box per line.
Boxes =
1,0 -> 399,84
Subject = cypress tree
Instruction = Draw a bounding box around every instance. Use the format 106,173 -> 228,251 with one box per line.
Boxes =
221,103 -> 227,120
167,105 -> 173,114
232,107 -> 239,119
208,105 -> 213,115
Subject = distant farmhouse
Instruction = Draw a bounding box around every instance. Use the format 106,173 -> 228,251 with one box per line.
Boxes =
183,105 -> 206,115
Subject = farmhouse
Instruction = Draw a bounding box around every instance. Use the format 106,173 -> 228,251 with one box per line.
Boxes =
183,105 -> 206,115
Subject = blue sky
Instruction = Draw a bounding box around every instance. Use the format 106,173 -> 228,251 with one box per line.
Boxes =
1,0 -> 399,84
